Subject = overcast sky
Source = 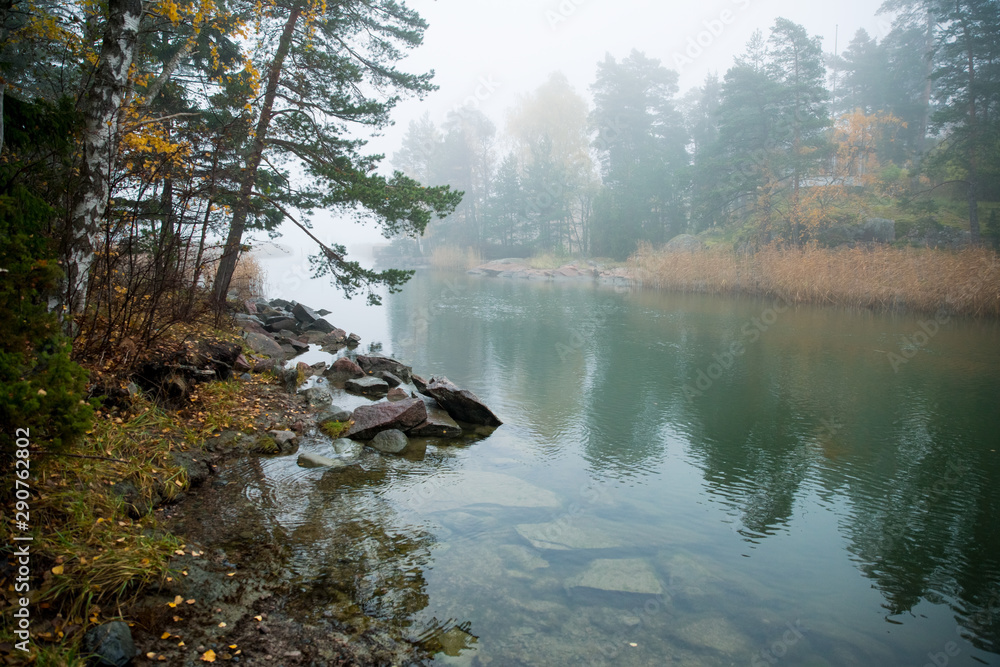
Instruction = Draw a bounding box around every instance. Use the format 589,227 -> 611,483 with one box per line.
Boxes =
369,0 -> 893,156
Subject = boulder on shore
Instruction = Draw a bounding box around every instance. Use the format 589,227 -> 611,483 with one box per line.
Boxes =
244,332 -> 285,360
409,402 -> 462,438
424,377 -> 502,426
345,375 -> 390,398
346,398 -> 427,440
324,357 -> 365,384
356,355 -> 413,383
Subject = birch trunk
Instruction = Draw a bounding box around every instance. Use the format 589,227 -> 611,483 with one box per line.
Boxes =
65,0 -> 143,316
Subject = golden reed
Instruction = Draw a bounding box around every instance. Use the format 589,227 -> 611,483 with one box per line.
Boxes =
628,243 -> 1000,318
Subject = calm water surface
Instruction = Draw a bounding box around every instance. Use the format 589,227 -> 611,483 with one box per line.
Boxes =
240,267 -> 1000,666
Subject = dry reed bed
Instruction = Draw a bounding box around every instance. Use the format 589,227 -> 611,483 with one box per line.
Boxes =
628,243 -> 1000,317
430,245 -> 482,270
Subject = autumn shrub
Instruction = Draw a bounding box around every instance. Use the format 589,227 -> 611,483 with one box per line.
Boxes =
229,252 -> 270,301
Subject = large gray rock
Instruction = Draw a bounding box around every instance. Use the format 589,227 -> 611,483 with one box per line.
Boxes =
356,355 -> 412,383
303,318 -> 335,334
300,386 -> 332,408
268,429 -> 298,454
264,315 -> 299,333
409,403 -> 462,438
566,558 -> 663,595
345,375 -> 390,398
82,621 -> 135,667
292,302 -> 321,323
276,335 -> 308,353
370,429 -> 409,454
423,377 -> 502,426
346,398 -> 427,440
244,332 -> 285,359
377,370 -> 403,388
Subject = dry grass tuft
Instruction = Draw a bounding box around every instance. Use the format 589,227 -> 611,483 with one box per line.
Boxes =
628,243 -> 1000,317
430,245 -> 482,270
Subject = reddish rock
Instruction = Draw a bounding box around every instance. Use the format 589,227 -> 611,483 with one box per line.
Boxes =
345,398 -> 427,440
234,354 -> 252,373
327,357 -> 364,378
386,387 -> 409,402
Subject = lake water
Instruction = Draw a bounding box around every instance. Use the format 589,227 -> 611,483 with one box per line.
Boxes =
239,265 -> 1000,666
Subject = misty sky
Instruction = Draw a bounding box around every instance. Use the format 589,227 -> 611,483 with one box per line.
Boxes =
375,0 -> 892,153
274,0 -> 893,260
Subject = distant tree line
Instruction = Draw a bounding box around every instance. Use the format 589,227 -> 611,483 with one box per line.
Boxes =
393,2 -> 1000,260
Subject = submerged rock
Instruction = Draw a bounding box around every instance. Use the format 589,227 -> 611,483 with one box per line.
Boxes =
566,558 -> 663,595
515,521 -> 623,551
671,616 -> 755,656
405,471 -> 559,511
346,398 -> 427,440
423,377 -> 502,427
332,438 -> 364,458
370,429 -> 409,454
297,451 -> 350,468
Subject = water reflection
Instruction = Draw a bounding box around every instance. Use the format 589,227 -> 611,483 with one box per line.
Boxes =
381,271 -> 1000,660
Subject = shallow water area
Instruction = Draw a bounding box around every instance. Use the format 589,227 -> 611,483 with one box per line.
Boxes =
232,269 -> 1000,665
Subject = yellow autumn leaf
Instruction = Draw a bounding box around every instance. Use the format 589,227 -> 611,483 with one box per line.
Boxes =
186,598 -> 195,604
200,649 -> 216,662
146,652 -> 157,659
160,631 -> 171,639
218,622 -> 226,628
51,565 -> 64,575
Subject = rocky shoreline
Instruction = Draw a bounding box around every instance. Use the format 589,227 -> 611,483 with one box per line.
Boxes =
86,296 -> 505,667
466,258 -> 631,286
